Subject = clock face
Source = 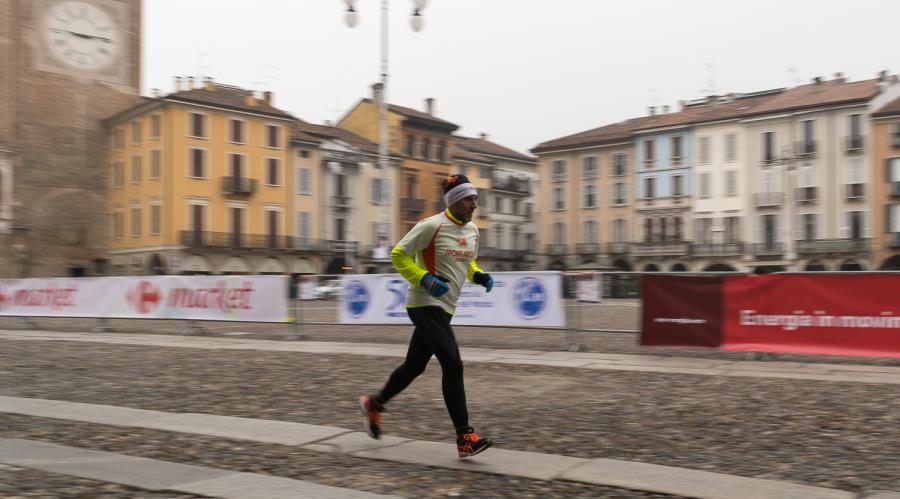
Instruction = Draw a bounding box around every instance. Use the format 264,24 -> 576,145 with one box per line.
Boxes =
43,1 -> 120,70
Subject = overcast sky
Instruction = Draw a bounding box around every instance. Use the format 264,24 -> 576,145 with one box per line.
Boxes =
143,0 -> 900,154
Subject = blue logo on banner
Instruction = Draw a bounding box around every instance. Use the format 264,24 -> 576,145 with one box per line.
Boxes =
344,280 -> 371,318
385,278 -> 409,317
511,277 -> 547,319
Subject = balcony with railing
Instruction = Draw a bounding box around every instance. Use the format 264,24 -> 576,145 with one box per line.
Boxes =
631,240 -> 690,257
752,242 -> 784,260
324,240 -> 358,254
331,195 -> 352,211
493,177 -> 530,194
794,140 -> 817,158
844,135 -> 865,153
221,177 -> 257,196
795,186 -> 818,204
546,244 -> 568,256
692,242 -> 744,257
844,183 -> 865,200
754,191 -> 784,208
493,248 -> 529,260
400,197 -> 426,215
180,231 -> 297,251
891,181 -> 900,197
796,238 -> 869,256
607,242 -> 630,255
889,232 -> 900,248
576,243 -> 599,255
478,246 -> 499,259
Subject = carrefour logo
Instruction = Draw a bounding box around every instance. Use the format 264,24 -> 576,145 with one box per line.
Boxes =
511,277 -> 547,320
343,280 -> 371,318
126,280 -> 162,314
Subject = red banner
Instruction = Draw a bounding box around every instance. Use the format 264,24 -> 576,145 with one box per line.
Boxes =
640,275 -> 724,348
641,274 -> 900,358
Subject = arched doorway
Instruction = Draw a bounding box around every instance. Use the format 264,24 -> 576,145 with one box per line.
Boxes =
612,259 -> 632,271
221,256 -> 251,275
838,260 -> 865,271
182,255 -> 212,275
880,254 -> 900,270
643,264 -> 660,272
753,265 -> 785,274
670,263 -> 688,272
259,257 -> 285,275
548,260 -> 567,271
147,254 -> 166,275
703,263 -> 737,272
325,257 -> 347,275
804,260 -> 827,271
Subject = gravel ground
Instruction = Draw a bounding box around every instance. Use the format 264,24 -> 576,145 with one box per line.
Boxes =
0,416 -> 678,499
0,463 -> 204,498
2,300 -> 899,367
1,340 -> 898,497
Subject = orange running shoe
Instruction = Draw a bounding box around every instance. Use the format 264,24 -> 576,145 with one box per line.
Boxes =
456,426 -> 493,459
358,395 -> 382,439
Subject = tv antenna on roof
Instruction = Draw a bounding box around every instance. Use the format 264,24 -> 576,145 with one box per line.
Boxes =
197,52 -> 211,80
788,66 -> 802,85
699,62 -> 718,96
252,64 -> 278,90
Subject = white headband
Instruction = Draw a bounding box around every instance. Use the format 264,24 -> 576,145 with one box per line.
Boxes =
443,182 -> 478,207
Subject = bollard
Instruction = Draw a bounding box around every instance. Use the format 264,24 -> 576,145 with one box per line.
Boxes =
17,316 -> 39,330
286,299 -> 306,340
181,320 -> 208,336
93,318 -> 113,333
564,302 -> 588,352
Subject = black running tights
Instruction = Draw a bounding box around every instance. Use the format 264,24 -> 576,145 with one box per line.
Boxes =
377,306 -> 468,429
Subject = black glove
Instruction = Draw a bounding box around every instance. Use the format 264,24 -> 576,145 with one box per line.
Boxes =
473,272 -> 493,293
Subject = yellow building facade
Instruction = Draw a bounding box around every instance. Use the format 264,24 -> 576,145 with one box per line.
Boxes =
105,78 -> 300,275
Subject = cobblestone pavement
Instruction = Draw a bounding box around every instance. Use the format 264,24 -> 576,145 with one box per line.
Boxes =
0,417 -> 676,499
0,462 -> 205,498
1,340 -> 898,497
2,299 -> 898,367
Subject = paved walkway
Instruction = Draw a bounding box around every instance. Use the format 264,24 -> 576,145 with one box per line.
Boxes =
0,395 -> 873,499
0,438 -> 400,498
2,329 -> 899,385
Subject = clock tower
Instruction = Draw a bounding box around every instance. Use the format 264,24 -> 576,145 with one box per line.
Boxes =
0,0 -> 142,277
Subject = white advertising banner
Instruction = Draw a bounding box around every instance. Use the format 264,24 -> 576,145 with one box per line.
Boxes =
575,272 -> 602,304
0,275 -> 289,322
339,272 -> 565,327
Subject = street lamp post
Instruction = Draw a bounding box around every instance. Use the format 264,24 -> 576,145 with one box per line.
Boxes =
343,0 -> 427,272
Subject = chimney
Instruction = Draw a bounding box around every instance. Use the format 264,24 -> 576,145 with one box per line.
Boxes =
152,88 -> 160,98
203,77 -> 215,91
371,82 -> 384,103
812,76 -> 822,85
879,70 -> 888,82
324,119 -> 334,127
662,105 -> 670,114
833,72 -> 845,83
243,93 -> 257,106
174,76 -> 182,92
263,91 -> 272,104
648,106 -> 656,116
187,76 -> 196,89
479,133 -> 488,140
678,100 -> 686,111
425,97 -> 435,115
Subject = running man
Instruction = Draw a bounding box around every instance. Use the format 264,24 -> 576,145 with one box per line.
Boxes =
359,174 -> 494,459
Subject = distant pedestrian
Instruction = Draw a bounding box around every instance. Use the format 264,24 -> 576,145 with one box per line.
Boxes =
358,174 -> 494,459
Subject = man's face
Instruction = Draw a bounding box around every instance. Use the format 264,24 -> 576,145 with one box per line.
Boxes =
449,195 -> 478,223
